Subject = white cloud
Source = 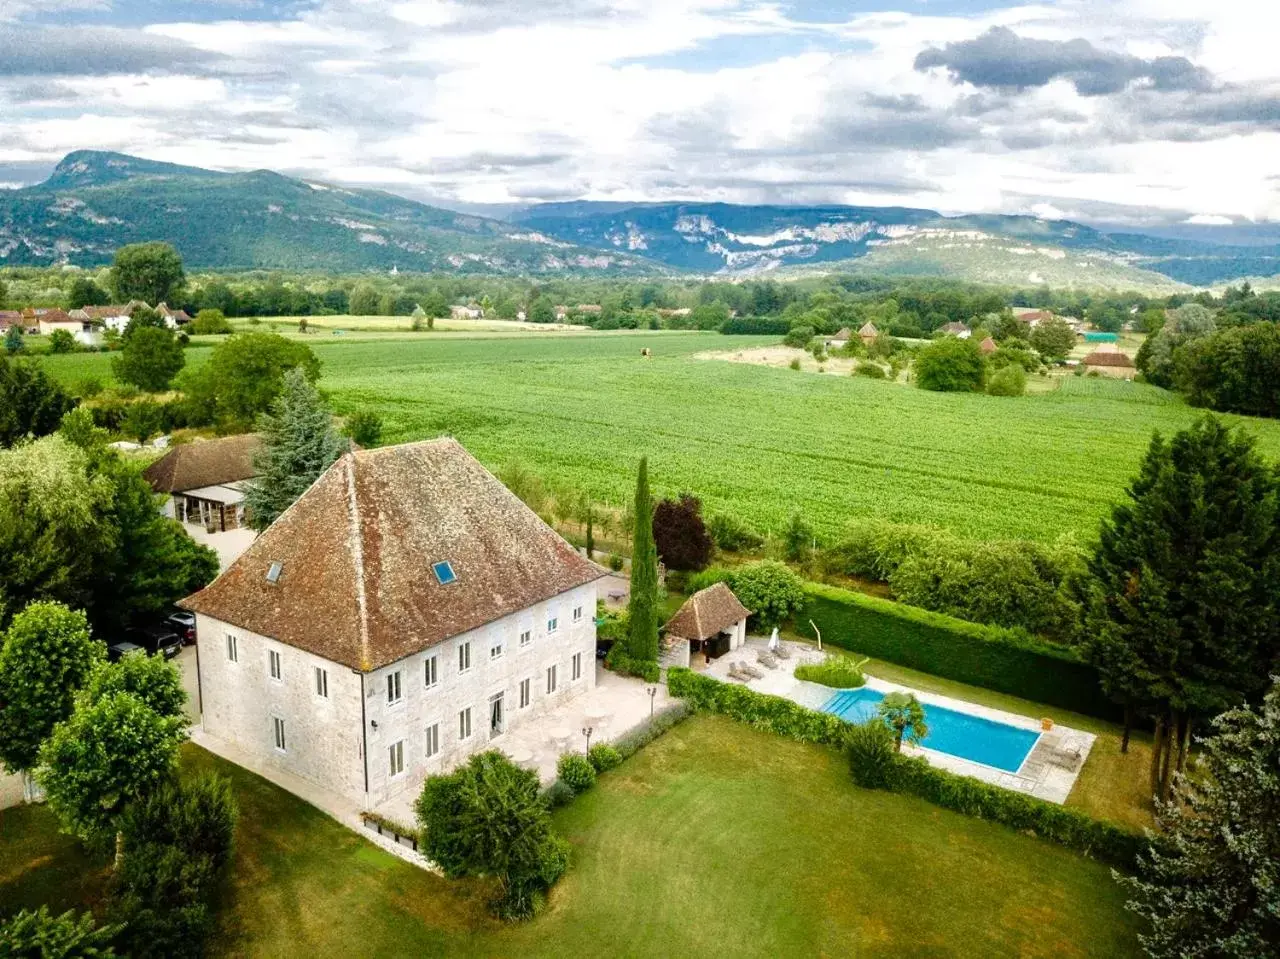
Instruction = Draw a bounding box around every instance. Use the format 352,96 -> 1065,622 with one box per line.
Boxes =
0,0 -> 1275,223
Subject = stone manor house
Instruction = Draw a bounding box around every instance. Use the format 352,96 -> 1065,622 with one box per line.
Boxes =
182,439 -> 606,811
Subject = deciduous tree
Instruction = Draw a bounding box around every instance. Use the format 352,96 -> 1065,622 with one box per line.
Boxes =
66,276 -> 109,310
1028,317 -> 1077,360
178,332 -> 320,430
914,336 -> 986,392
416,751 -> 569,919
0,603 -> 102,781
110,242 -> 185,305
113,326 -> 184,392
244,367 -> 346,531
0,356 -> 74,447
652,493 -> 712,571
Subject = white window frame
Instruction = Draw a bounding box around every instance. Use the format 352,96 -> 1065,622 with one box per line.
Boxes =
458,641 -> 472,674
226,634 -> 238,663
489,640 -> 504,661
572,605 -> 583,623
572,652 -> 582,682
546,664 -> 558,695
314,666 -> 329,698
386,670 -> 403,706
425,722 -> 440,759
519,677 -> 531,709
519,629 -> 532,648
547,616 -> 559,635
268,649 -> 282,682
272,716 -> 287,753
459,706 -> 473,741
388,740 -> 405,778
424,654 -> 438,689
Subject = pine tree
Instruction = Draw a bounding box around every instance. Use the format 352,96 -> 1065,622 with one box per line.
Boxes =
243,367 -> 346,531
1124,682 -> 1280,957
626,458 -> 659,664
1076,417 -> 1280,802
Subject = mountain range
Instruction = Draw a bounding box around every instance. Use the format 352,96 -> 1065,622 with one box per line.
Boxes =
3,151 -> 1279,290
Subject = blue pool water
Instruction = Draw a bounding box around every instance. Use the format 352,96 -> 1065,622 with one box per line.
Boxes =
821,688 -> 1040,774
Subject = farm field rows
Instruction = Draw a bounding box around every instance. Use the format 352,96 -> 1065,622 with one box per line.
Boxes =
37,330 -> 1280,542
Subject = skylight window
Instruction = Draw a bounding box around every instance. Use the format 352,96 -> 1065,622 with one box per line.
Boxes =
432,561 -> 457,585
266,561 -> 283,584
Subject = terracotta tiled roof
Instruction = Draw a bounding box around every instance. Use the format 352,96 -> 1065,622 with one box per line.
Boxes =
831,327 -> 852,339
663,582 -> 751,641
859,322 -> 878,337
1083,350 -> 1135,368
939,321 -> 971,334
180,438 -> 607,671
979,336 -> 997,354
37,309 -> 74,324
143,434 -> 261,493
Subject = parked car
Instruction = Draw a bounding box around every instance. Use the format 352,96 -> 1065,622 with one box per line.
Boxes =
106,640 -> 145,662
122,625 -> 184,660
165,610 -> 197,645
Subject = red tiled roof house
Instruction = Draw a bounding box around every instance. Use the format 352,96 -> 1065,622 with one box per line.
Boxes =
180,439 -> 607,812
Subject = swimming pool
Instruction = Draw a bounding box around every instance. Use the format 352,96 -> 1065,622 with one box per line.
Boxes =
821,688 -> 1040,774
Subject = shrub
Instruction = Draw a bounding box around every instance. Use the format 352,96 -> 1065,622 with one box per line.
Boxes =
588,743 -> 622,773
343,409 -> 383,447
845,720 -> 898,789
612,701 -> 690,759
190,309 -> 232,335
668,668 -> 849,745
417,751 -> 568,920
783,325 -> 814,349
0,907 -> 118,957
75,376 -> 105,399
557,753 -> 598,794
797,582 -> 1116,720
794,654 -> 868,689
854,361 -> 886,379
542,779 -> 575,809
788,358 -> 801,371
687,565 -> 733,593
604,645 -> 661,683
727,560 -> 806,629
47,329 -> 77,354
607,552 -> 624,572
707,513 -> 764,553
987,364 -> 1027,397
914,337 -> 986,392
783,513 -> 814,563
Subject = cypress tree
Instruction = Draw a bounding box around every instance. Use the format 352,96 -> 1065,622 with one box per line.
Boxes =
585,504 -> 594,560
627,458 -> 659,664
243,367 -> 346,531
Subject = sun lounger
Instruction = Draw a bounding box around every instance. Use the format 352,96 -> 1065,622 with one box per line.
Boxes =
757,650 -> 779,669
726,664 -> 751,683
772,644 -> 792,660
738,662 -> 764,679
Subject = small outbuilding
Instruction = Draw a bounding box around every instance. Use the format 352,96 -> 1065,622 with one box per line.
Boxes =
143,433 -> 261,532
938,321 -> 972,339
662,582 -> 751,668
825,327 -> 852,349
978,336 -> 997,355
858,321 -> 879,345
1082,347 -> 1136,379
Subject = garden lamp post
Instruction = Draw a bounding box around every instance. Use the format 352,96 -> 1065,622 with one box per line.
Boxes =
646,685 -> 657,719
582,725 -> 593,752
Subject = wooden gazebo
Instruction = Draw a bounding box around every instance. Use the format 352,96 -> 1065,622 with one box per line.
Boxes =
663,582 -> 751,668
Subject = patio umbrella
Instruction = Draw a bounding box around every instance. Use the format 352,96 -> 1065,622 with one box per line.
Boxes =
769,627 -> 779,651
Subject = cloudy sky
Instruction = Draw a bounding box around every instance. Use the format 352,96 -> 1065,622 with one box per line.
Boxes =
1,0 -> 1278,226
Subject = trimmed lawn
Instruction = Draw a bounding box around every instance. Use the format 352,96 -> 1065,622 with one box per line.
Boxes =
3,717 -> 1141,957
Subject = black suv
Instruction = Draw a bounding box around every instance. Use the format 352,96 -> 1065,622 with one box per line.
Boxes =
120,625 -> 184,660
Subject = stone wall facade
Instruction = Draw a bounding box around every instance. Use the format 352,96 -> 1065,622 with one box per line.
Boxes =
194,582 -> 598,810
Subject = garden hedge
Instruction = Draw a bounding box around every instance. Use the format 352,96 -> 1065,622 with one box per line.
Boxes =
796,583 -> 1118,721
667,669 -> 1143,869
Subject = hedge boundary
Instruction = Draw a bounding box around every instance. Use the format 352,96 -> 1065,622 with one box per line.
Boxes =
796,582 -> 1118,720
666,668 -> 1143,869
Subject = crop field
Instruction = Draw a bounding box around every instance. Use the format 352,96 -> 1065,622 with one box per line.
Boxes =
37,330 -> 1280,542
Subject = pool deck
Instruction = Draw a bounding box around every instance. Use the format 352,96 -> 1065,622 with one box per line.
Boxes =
699,638 -> 1093,805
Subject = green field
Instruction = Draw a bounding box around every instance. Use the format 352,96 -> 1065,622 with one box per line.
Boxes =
0,716 -> 1141,957
37,330 -> 1280,541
